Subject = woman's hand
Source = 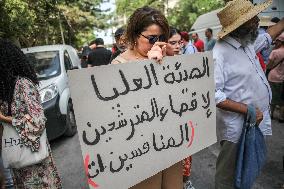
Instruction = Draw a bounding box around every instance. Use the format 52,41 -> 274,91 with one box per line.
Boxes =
147,42 -> 167,64
0,112 -> 12,124
0,112 -> 5,121
255,107 -> 263,125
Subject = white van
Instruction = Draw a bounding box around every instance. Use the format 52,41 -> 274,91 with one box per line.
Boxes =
22,45 -> 81,140
190,0 -> 284,41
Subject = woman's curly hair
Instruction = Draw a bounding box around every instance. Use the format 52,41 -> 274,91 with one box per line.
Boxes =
0,38 -> 38,105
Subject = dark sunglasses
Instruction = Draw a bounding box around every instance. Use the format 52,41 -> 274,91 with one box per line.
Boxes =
140,34 -> 166,44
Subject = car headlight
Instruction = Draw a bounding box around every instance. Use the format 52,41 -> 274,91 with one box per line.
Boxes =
40,84 -> 59,103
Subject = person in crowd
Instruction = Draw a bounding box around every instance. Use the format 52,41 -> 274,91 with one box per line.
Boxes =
166,27 -> 182,56
258,16 -> 277,66
191,33 -> 204,52
180,31 -> 198,54
110,27 -> 127,62
267,33 -> 284,121
3,168 -> 13,189
265,17 -> 281,76
257,51 -> 266,71
87,38 -> 112,67
112,6 -> 183,189
204,28 -> 216,51
80,39 -> 97,68
0,38 -> 62,188
166,27 -> 194,189
214,0 -> 284,188
259,16 -> 276,34
0,158 -> 4,189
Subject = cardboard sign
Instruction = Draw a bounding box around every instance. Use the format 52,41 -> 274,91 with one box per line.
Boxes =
68,52 -> 216,189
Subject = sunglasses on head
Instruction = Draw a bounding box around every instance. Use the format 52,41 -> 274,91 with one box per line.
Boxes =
140,34 -> 166,44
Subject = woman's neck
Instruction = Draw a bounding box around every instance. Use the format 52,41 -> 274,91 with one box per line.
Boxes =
130,48 -> 147,60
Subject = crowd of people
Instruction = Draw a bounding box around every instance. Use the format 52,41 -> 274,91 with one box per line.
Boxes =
79,0 -> 284,188
78,18 -> 216,68
1,0 -> 284,188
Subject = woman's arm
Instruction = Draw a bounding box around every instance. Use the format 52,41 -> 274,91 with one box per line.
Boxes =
267,18 -> 284,41
0,113 -> 12,124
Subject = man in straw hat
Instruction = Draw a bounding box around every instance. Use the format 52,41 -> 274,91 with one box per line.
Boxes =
214,0 -> 284,188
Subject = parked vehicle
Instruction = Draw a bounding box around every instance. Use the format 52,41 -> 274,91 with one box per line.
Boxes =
22,45 -> 81,140
190,0 -> 284,41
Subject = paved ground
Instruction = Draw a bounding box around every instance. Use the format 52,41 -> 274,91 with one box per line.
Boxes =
50,133 -> 89,189
191,119 -> 284,189
50,120 -> 284,189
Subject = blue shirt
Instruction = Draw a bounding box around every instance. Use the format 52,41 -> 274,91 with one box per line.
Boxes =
214,33 -> 272,143
182,42 -> 198,54
205,38 -> 216,51
258,28 -> 273,64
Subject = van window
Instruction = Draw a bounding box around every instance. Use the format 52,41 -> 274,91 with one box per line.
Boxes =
64,51 -> 73,71
26,51 -> 61,80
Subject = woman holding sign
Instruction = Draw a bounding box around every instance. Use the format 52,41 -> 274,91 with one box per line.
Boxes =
112,6 -> 183,189
166,26 -> 195,189
0,39 -> 62,188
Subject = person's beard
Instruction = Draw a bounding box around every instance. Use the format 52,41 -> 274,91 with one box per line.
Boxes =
230,26 -> 259,47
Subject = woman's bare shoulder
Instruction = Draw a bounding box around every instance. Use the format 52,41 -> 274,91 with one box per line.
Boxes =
111,54 -> 129,64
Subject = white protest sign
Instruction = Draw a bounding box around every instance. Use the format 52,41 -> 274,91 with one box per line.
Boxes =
68,52 -> 216,189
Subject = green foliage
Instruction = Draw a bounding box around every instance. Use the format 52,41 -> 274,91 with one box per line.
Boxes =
0,0 -> 35,39
167,0 -> 224,31
116,0 -> 164,17
0,0 -> 108,47
115,0 -> 224,32
56,0 -> 111,46
1,0 -> 225,47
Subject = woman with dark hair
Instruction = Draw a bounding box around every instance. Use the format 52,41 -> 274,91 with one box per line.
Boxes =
112,7 -> 183,189
111,6 -> 169,64
166,27 -> 182,56
0,39 -> 62,188
166,27 -> 195,189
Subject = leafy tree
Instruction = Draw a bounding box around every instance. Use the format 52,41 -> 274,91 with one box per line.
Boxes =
116,0 -> 165,18
167,0 -> 224,31
56,0 -> 110,46
1,0 -> 226,47
115,0 -> 225,31
0,0 -> 35,42
0,0 -> 109,47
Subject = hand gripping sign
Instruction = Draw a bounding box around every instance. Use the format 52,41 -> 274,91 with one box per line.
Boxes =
68,52 -> 216,189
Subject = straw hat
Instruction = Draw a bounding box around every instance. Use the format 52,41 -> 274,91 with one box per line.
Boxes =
217,0 -> 272,39
259,16 -> 276,27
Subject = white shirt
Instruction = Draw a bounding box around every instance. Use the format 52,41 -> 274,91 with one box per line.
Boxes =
214,33 -> 272,143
